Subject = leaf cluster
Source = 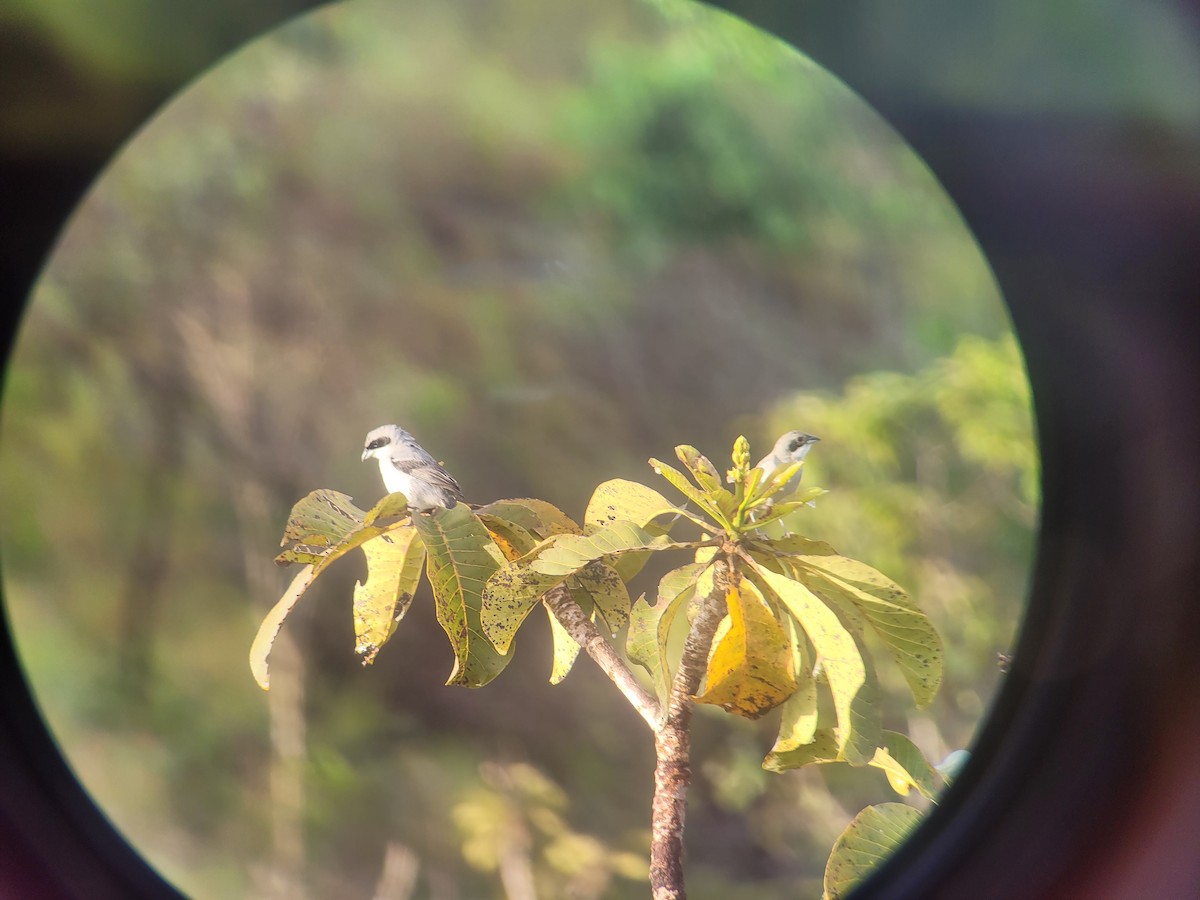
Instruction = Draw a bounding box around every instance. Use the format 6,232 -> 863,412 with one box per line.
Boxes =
253,437 -> 944,784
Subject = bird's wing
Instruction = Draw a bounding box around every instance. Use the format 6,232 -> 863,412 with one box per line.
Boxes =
393,457 -> 464,499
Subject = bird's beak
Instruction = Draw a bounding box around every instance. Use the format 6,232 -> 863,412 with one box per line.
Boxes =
361,449 -> 371,462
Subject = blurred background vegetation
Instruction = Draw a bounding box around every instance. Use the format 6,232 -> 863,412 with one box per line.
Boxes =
1,0 -> 1037,896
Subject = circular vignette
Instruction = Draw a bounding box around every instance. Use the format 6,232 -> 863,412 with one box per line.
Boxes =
6,1 -> 1022,895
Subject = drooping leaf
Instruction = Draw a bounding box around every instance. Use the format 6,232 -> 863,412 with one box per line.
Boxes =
583,479 -> 681,535
474,498 -> 582,538
869,732 -> 942,802
529,522 -> 676,577
278,493 -> 414,580
752,565 -> 874,763
258,492 -> 415,686
353,527 -> 426,664
762,727 -> 841,772
573,562 -> 630,636
823,803 -> 924,900
649,457 -> 731,528
410,503 -> 511,687
786,551 -> 942,709
481,564 -> 568,654
545,602 -> 582,684
275,489 -> 367,565
770,614 -> 818,753
694,578 -> 796,719
626,563 -> 705,699
250,565 -> 316,690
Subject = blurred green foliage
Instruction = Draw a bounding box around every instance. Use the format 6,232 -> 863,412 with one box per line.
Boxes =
766,333 -> 1035,768
1,0 -> 1036,896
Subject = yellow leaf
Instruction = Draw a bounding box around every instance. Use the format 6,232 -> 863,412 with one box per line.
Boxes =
583,479 -> 679,535
352,527 -> 425,664
249,565 -> 316,690
694,579 -> 796,718
545,603 -> 581,684
753,565 -> 875,763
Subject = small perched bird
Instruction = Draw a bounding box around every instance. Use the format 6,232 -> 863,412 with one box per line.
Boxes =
361,424 -> 465,510
756,431 -> 820,494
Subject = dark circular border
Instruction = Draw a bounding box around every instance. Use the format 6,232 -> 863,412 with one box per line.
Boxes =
2,2 -> 1199,897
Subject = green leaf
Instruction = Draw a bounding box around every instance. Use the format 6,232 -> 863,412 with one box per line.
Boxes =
545,602 -> 581,684
474,498 -> 582,538
250,565 -> 316,690
758,459 -> 805,498
583,479 -> 681,534
694,578 -> 797,719
353,527 -> 426,664
410,503 -> 511,687
481,564 -> 568,654
771,615 -> 817,753
649,457 -> 731,528
573,562 -> 630,636
760,535 -> 839,556
762,727 -> 841,772
582,479 -> 685,581
788,551 -> 942,709
675,445 -> 738,520
752,565 -> 875,763
675,445 -> 723,490
744,489 -> 825,528
869,732 -> 942,802
275,489 -> 367,565
626,562 -> 705,699
529,521 -> 676,577
824,803 -> 924,900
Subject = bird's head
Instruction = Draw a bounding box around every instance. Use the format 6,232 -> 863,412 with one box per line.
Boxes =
361,424 -> 411,462
775,430 -> 820,461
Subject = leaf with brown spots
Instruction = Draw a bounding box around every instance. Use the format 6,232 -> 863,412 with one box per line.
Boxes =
353,526 -> 426,664
411,503 -> 511,687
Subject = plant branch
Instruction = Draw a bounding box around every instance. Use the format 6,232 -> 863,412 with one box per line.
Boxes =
672,507 -> 722,534
541,584 -> 662,730
649,554 -> 733,900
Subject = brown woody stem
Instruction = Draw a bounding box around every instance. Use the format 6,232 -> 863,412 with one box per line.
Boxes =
543,556 -> 735,900
542,584 -> 662,730
649,556 -> 733,900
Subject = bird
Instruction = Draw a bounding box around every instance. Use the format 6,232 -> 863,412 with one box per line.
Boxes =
755,431 -> 820,495
361,424 -> 465,511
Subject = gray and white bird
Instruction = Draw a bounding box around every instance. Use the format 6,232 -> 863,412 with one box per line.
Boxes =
756,431 -> 820,494
361,424 -> 465,511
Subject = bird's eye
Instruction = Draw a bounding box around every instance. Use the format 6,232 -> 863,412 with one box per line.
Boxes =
789,439 -> 803,452
367,438 -> 389,450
